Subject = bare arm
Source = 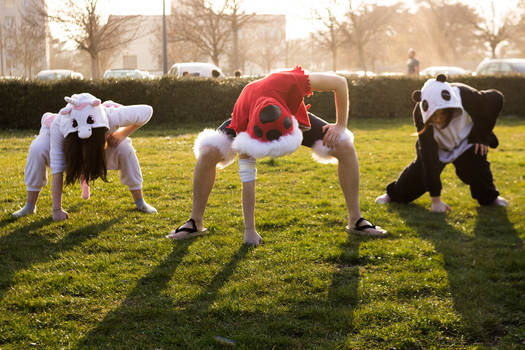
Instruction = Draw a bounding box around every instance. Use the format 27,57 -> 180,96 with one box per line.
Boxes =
106,105 -> 153,147
309,73 -> 349,127
308,73 -> 349,147
106,124 -> 142,147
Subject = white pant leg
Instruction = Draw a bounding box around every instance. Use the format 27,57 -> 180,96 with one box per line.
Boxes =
24,125 -> 50,191
105,137 -> 143,191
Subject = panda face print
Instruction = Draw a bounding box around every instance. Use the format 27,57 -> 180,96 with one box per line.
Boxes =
422,100 -> 429,112
441,90 -> 451,101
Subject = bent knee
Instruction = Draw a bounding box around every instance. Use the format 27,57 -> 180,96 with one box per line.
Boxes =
329,139 -> 355,158
199,145 -> 224,163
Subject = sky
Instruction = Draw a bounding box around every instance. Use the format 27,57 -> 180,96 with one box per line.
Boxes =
48,0 -> 521,40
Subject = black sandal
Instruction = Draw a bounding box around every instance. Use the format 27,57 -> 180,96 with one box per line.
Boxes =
166,218 -> 208,240
345,217 -> 388,237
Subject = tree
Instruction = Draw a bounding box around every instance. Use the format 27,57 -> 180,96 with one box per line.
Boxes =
36,0 -> 141,78
341,0 -> 401,72
415,0 -> 481,64
223,0 -> 256,73
1,1 -> 46,78
310,0 -> 345,71
169,0 -> 231,67
470,0 -> 523,58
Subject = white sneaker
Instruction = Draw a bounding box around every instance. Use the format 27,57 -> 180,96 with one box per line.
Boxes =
493,196 -> 508,207
375,193 -> 391,204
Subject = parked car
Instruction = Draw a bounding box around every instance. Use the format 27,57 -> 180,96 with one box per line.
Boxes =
420,66 -> 467,76
168,62 -> 224,78
0,75 -> 21,80
103,69 -> 151,79
36,69 -> 83,80
474,58 -> 525,75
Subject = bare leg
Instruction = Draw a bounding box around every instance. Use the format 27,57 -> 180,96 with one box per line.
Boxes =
239,154 -> 261,245
180,145 -> 224,231
330,140 -> 387,235
12,191 -> 40,218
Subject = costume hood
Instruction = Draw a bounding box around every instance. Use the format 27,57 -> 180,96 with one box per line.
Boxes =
59,93 -> 109,139
412,74 -> 463,124
231,96 -> 303,159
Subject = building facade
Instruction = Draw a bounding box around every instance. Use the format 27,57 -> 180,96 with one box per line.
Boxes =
0,0 -> 49,77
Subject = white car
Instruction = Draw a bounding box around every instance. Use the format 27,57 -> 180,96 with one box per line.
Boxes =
103,69 -> 151,79
475,58 -> 525,75
36,69 -> 84,80
168,62 -> 224,78
420,66 -> 467,76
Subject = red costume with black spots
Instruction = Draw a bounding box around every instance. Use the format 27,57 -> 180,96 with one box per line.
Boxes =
229,66 -> 312,159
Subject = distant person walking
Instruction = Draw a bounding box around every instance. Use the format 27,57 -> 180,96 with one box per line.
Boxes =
407,48 -> 420,75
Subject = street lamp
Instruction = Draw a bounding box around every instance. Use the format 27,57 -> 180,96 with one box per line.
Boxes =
162,0 -> 168,75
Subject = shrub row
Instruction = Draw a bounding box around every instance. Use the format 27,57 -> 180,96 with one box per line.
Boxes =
1,75 -> 524,130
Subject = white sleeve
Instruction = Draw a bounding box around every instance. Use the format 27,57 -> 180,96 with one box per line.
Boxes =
106,105 -> 153,129
50,116 -> 66,175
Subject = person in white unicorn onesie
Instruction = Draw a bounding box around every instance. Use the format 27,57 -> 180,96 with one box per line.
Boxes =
12,92 -> 157,220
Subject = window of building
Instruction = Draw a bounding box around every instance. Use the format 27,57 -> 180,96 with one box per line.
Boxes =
3,0 -> 16,8
5,16 -> 16,29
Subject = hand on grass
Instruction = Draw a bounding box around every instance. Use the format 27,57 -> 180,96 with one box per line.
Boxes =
53,208 -> 69,221
244,228 -> 262,246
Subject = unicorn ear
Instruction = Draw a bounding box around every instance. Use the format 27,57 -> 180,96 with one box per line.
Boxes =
91,98 -> 101,107
64,96 -> 78,106
59,105 -> 72,115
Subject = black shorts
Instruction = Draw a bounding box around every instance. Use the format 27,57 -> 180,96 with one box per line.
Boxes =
217,112 -> 328,148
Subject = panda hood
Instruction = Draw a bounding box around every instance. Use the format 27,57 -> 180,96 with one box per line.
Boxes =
413,74 -> 463,124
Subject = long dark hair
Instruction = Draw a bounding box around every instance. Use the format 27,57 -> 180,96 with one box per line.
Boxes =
64,127 -> 108,186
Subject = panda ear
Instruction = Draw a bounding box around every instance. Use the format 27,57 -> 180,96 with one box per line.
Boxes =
436,74 -> 447,82
412,90 -> 422,102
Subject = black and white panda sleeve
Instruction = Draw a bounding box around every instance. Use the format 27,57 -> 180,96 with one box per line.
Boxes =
455,83 -> 503,148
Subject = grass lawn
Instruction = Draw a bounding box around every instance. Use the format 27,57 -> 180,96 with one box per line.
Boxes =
0,117 -> 523,349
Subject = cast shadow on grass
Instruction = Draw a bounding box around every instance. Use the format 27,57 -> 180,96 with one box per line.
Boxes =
391,203 -> 524,346
0,217 -> 121,303
75,240 -> 247,348
76,236 -> 361,349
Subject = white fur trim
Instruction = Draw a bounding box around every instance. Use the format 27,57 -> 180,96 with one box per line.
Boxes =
232,118 -> 303,159
193,129 -> 236,169
311,129 -> 354,164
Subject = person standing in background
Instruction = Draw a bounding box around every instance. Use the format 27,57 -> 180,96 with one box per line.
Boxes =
407,48 -> 420,75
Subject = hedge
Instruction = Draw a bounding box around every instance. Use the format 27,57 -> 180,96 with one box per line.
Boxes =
1,75 -> 524,130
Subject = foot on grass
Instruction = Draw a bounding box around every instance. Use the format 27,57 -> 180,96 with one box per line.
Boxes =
12,203 -> 36,218
493,196 -> 508,207
375,193 -> 391,204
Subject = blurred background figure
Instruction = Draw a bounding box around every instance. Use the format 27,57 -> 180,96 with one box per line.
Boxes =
234,70 -> 242,78
407,48 -> 420,76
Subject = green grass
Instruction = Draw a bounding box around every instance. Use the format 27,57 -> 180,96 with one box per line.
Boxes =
0,117 -> 524,349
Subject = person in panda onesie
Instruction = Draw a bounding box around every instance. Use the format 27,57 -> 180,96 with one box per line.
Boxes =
376,74 -> 508,211
167,66 -> 387,244
12,93 -> 157,220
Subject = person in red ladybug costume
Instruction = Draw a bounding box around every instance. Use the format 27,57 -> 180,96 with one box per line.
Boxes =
167,66 -> 387,244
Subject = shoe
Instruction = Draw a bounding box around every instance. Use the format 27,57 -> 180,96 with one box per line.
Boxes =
166,218 -> 208,240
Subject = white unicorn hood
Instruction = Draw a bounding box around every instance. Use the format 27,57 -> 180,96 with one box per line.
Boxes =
58,93 -> 109,139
